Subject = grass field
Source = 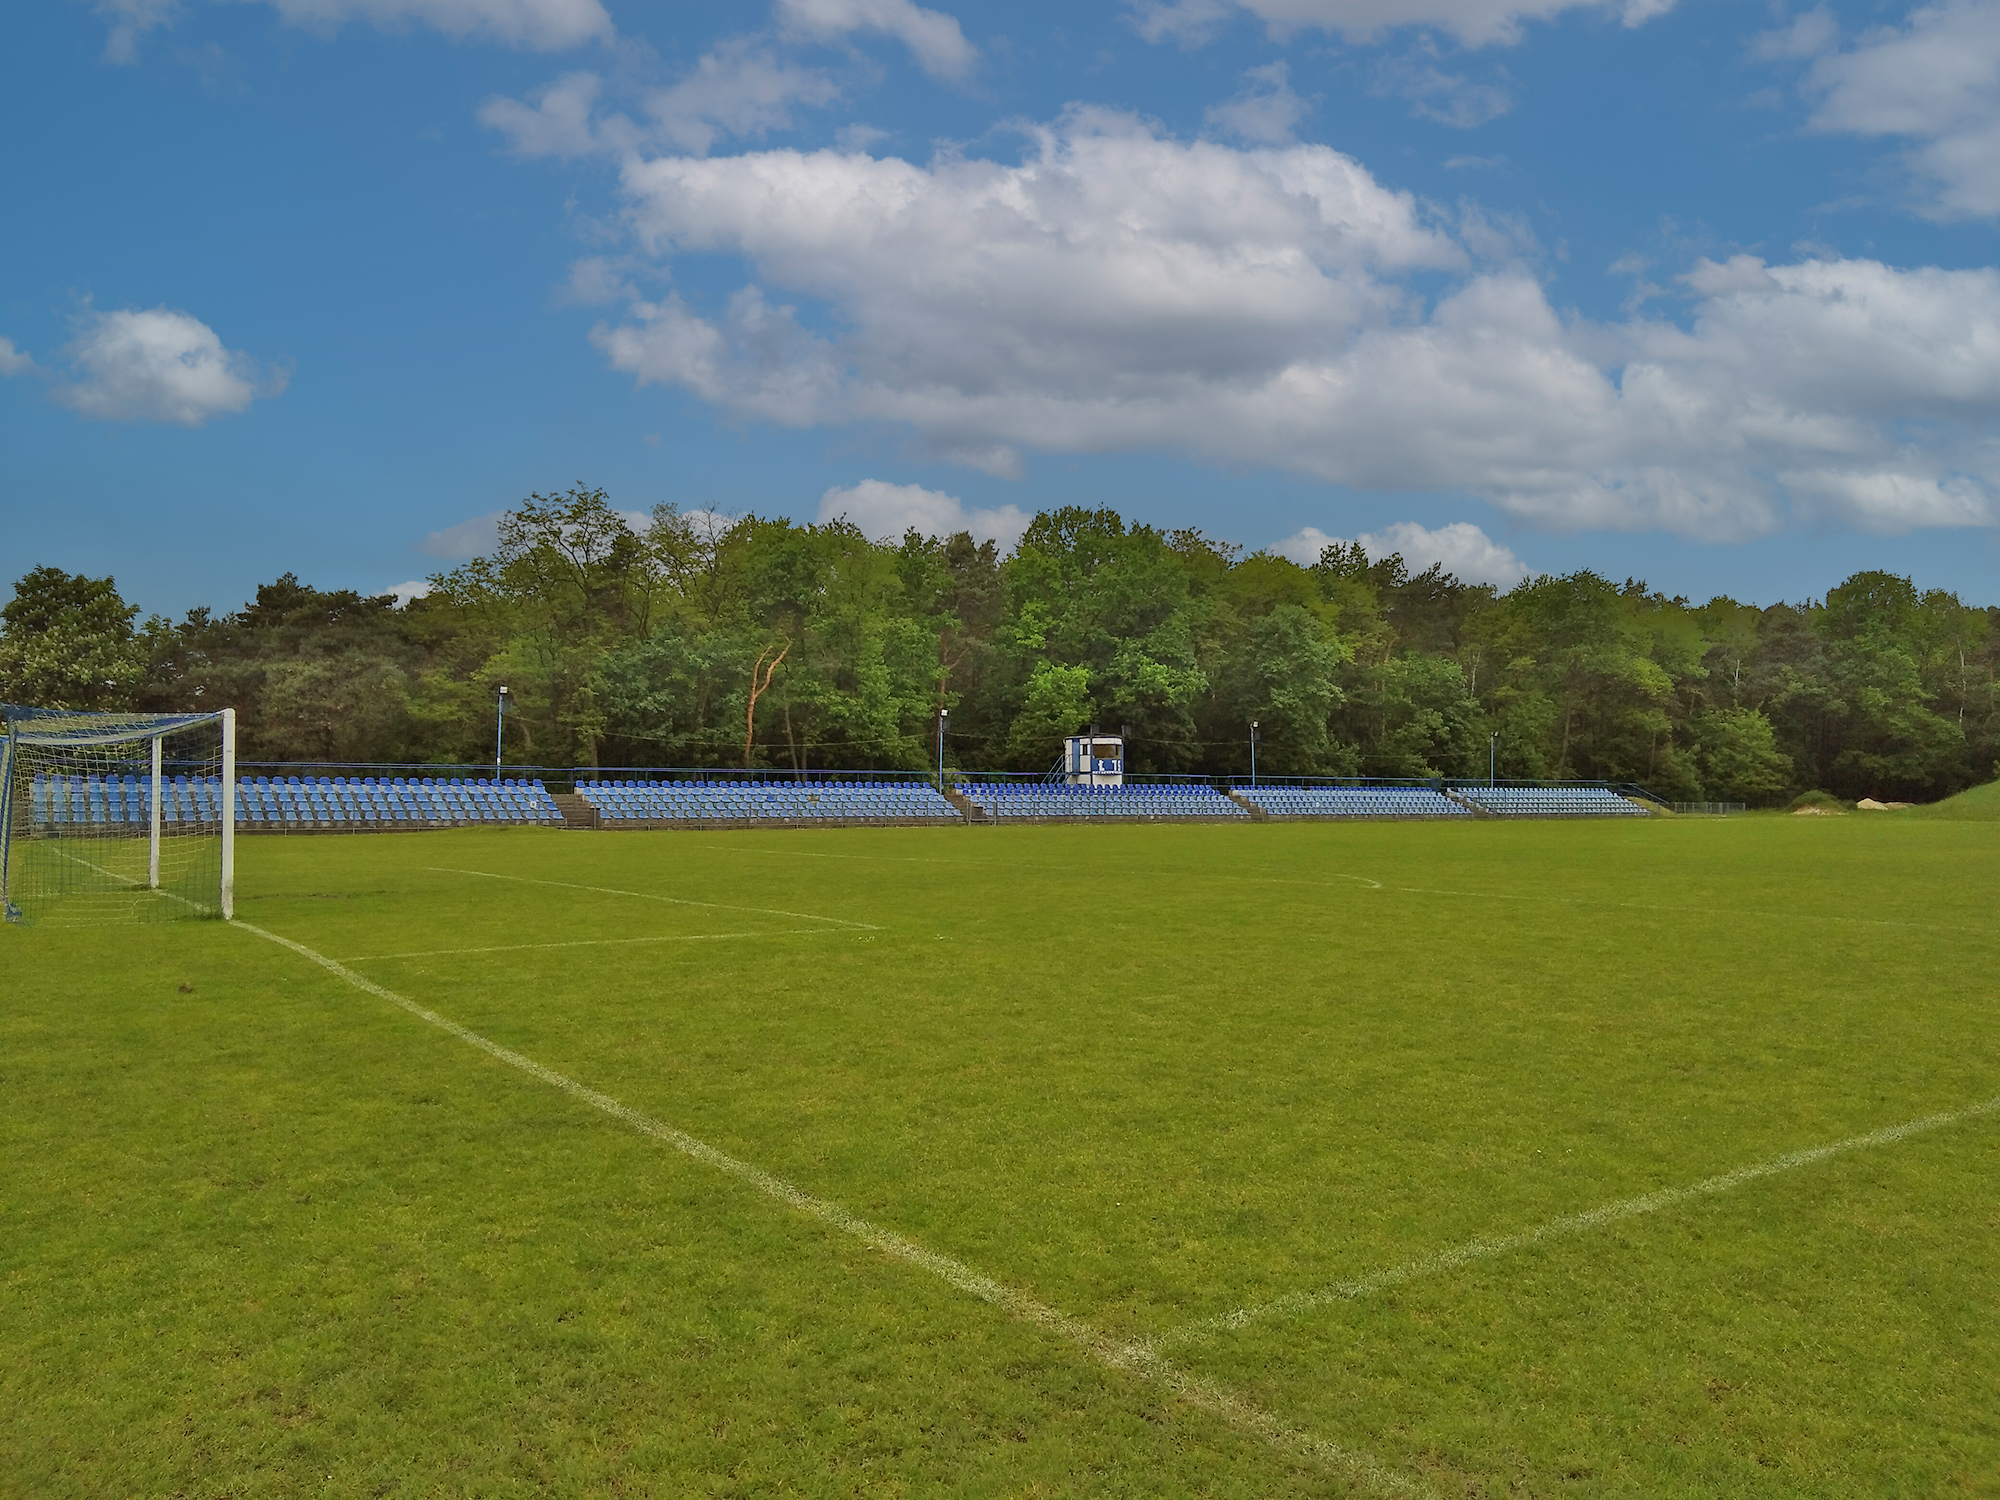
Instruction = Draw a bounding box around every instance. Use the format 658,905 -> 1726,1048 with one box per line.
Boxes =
4,814 -> 1998,1497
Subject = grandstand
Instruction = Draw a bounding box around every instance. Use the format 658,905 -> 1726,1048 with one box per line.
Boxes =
956,782 -> 1247,822
576,778 -> 960,826
27,773 -> 563,831
25,767 -> 1658,834
1454,784 -> 1651,818
1238,785 -> 1472,820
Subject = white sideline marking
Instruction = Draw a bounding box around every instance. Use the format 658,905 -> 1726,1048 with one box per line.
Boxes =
342,928 -> 843,962
235,919 -> 1423,1499
428,867 -> 882,931
1151,1093 -> 2000,1353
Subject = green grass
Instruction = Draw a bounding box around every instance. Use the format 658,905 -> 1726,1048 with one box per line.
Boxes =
1913,777 -> 2000,820
4,817 -> 1998,1496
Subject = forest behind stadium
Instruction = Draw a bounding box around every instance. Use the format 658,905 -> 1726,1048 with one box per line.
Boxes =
5,486 -> 1996,805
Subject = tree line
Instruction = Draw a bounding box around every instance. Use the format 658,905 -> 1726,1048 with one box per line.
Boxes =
5,485 -> 1997,804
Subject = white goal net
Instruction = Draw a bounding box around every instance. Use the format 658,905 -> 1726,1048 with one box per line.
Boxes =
1,706 -> 235,925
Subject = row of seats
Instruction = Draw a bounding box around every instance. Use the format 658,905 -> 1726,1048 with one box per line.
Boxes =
27,774 -> 562,828
958,784 -> 1248,820
578,779 -> 959,823
1240,787 -> 1472,819
1455,785 -> 1651,818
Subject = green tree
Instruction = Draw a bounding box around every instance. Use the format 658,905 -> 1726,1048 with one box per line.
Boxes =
0,567 -> 148,710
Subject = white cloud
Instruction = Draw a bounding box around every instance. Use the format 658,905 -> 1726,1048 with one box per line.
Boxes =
482,42 -> 843,159
92,0 -> 179,63
418,511 -> 502,559
0,337 -> 35,377
1205,62 -> 1311,143
1794,0 -> 2000,219
256,0 -> 611,49
774,0 -> 977,80
95,0 -> 610,55
1749,5 -> 1837,62
641,40 -> 842,154
1275,520 -> 1528,584
580,111 -> 2000,542
1371,49 -> 1514,127
384,578 -> 434,605
480,70 -> 607,158
817,479 -> 1031,549
1135,0 -> 1673,48
52,308 -> 283,425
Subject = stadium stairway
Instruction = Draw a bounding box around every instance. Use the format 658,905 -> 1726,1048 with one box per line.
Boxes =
551,792 -> 601,829
1225,791 -> 1269,822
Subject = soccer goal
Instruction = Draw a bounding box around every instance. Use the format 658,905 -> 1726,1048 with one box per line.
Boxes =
1,706 -> 235,925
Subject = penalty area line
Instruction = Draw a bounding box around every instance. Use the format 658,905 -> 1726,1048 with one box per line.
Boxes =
1152,1091 -> 2000,1353
235,917 -> 1425,1499
340,928 -> 849,962
428,867 -> 882,931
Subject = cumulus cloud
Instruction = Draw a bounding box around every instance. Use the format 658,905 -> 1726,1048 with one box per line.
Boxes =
419,511 -> 502,559
1205,62 -> 1310,142
1275,520 -> 1528,584
52,308 -> 284,425
384,579 -> 434,605
773,0 -> 977,80
1791,0 -> 2000,220
579,111 -> 2000,541
482,41 -> 845,159
640,40 -> 843,154
257,0 -> 611,49
91,0 -> 180,63
1371,49 -> 1514,127
0,337 -> 36,377
1135,0 -> 1673,48
93,0 -> 610,55
817,478 -> 1031,548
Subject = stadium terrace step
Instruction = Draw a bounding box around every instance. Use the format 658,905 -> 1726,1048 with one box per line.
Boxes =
1226,791 -> 1269,822
943,787 -> 987,822
551,793 -> 601,829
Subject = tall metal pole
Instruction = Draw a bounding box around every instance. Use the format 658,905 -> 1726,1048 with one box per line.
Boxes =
1489,731 -> 1500,785
495,685 -> 508,776
1250,720 -> 1258,788
937,707 -> 948,791
148,734 -> 163,890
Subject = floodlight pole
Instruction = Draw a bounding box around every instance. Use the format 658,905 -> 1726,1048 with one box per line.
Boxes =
937,707 -> 948,792
495,686 -> 509,777
148,734 -> 163,890
1250,720 -> 1259,788
1489,731 -> 1501,786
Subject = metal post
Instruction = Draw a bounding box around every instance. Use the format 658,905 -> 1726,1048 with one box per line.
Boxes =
1489,731 -> 1501,785
1250,720 -> 1259,788
219,708 -> 235,921
148,734 -> 163,889
937,707 -> 948,791
495,686 -> 508,775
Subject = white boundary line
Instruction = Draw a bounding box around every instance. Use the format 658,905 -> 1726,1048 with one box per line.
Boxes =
235,918 -> 1424,1498
1150,1092 -> 2000,1353
428,866 -> 883,931
341,928 -> 846,962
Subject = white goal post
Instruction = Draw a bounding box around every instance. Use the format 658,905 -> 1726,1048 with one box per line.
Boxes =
1,705 -> 235,924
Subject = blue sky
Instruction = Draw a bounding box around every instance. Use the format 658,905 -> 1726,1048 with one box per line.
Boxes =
7,0 -> 2000,618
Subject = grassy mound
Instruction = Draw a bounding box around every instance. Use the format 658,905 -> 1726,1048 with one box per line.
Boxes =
1786,789 -> 1851,814
1911,778 -> 2000,820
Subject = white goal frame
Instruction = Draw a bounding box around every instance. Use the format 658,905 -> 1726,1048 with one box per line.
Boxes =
0,706 -> 235,922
